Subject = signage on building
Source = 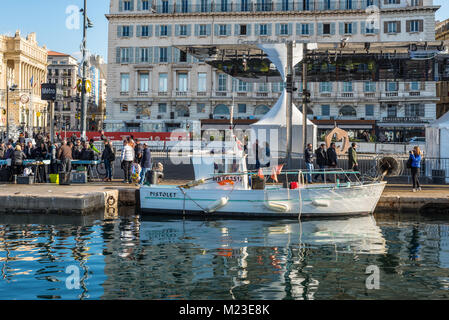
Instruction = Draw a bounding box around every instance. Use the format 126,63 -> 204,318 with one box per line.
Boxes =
41,83 -> 63,101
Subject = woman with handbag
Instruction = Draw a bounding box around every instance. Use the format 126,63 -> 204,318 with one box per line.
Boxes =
408,146 -> 423,192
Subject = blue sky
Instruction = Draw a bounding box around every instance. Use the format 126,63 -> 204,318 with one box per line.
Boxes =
0,0 -> 449,63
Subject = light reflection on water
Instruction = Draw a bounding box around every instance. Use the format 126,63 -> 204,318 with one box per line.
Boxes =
1,210 -> 449,300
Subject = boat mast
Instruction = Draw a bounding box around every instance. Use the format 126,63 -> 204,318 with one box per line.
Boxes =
286,41 -> 293,168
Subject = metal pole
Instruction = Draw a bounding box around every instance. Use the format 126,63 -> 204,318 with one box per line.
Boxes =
50,101 -> 55,143
6,85 -> 9,140
302,44 -> 308,152
80,0 -> 88,140
286,41 -> 293,168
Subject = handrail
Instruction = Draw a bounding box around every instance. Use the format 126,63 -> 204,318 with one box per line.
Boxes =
211,170 -> 361,176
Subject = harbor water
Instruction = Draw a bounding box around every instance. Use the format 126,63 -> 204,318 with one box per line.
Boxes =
1,209 -> 449,300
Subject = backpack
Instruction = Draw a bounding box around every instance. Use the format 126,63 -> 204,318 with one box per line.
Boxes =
109,147 -> 116,162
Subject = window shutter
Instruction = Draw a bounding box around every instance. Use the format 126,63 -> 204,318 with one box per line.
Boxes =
361,21 -> 366,34
267,23 -> 272,35
148,47 -> 153,63
186,24 -> 191,36
129,47 -> 134,63
136,47 -> 141,63
129,25 -> 134,37
339,22 -> 344,35
194,24 -> 199,36
117,25 -> 122,37
156,25 -> 160,36
235,24 -> 240,36
167,25 -> 172,36
275,23 -> 280,36
309,23 -> 314,35
137,25 -> 142,37
116,47 -> 121,63
214,24 -> 219,36
174,47 -> 180,62
331,23 -> 336,35
175,25 -> 180,36
148,25 -> 153,36
406,21 -> 410,32
167,46 -> 172,63
288,23 -> 293,35
206,24 -> 211,36
119,0 -> 123,11
384,21 -> 388,33
296,23 -> 301,35
130,0 -> 134,10
255,24 -> 260,36
137,0 -> 142,10
352,22 -> 357,34
154,46 -> 159,63
419,20 -> 423,32
247,24 -> 251,36
318,23 -> 323,35
397,21 -> 401,33
227,24 -> 232,36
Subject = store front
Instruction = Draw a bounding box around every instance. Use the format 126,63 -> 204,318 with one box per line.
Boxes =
377,120 -> 427,143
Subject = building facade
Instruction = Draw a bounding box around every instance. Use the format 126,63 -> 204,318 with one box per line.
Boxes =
105,0 -> 439,141
0,31 -> 48,136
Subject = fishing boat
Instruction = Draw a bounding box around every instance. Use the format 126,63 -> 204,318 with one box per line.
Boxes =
139,148 -> 386,218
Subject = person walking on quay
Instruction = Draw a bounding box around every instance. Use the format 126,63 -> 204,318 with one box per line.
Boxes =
101,140 -> 115,182
140,143 -> 152,185
24,141 -> 36,159
327,143 -> 338,168
304,143 -> 314,183
348,142 -> 360,180
314,143 -> 327,182
58,140 -> 73,173
12,145 -> 26,176
409,146 -> 423,192
121,140 -> 135,184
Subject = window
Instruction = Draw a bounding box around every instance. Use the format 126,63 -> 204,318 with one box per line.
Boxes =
365,105 -> 374,117
159,47 -> 168,63
181,0 -> 189,12
365,81 -> 376,92
405,104 -> 425,117
343,82 -> 353,92
139,73 -> 149,92
411,82 -> 419,91
120,104 -> 129,113
386,82 -> 398,91
159,73 -> 168,92
366,22 -> 375,34
301,24 -> 309,35
120,73 -> 129,92
141,25 -> 150,37
241,0 -> 249,11
221,0 -> 228,12
120,48 -> 130,63
198,73 -> 207,92
320,82 -> 332,92
238,104 -> 247,113
158,103 -> 167,113
344,23 -> 352,34
238,80 -> 247,92
140,48 -> 149,63
180,25 -> 187,36
123,0 -> 132,11
321,105 -> 330,116
255,105 -> 270,115
410,20 -> 419,32
345,0 -> 352,9
179,51 -> 187,62
160,25 -> 168,36
387,104 -> 397,117
240,25 -> 247,35
340,105 -> 356,117
258,83 -> 268,92
323,23 -> 331,35
199,24 -> 207,36
218,74 -> 227,91
323,0 -> 331,10
387,21 -> 399,33
178,73 -> 188,92
200,0 -> 209,12
219,24 -> 227,36
214,104 -> 229,115
142,0 -> 149,10
260,24 -> 268,36
197,103 -> 206,113
280,24 -> 288,35
122,26 -> 131,37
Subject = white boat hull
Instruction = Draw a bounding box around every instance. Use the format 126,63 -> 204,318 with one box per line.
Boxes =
139,182 -> 386,218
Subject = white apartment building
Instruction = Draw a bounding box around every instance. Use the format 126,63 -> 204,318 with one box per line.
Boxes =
105,0 -> 439,142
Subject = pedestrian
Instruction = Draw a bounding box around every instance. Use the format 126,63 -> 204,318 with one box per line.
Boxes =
134,139 -> 143,163
140,143 -> 152,185
101,140 -> 115,182
314,143 -> 327,182
348,142 -> 360,181
254,139 -> 260,170
327,142 -> 338,168
0,143 -> 5,159
304,143 -> 314,183
24,141 -> 36,159
409,146 -> 423,192
72,139 -> 83,160
49,142 -> 58,174
57,140 -> 73,173
4,143 -> 13,159
99,130 -> 107,142
121,140 -> 134,184
89,139 -> 101,156
12,145 -> 26,176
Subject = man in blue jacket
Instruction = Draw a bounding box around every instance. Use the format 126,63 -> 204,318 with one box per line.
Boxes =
140,143 -> 152,185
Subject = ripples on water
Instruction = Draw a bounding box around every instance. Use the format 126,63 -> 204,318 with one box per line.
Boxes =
1,210 -> 449,300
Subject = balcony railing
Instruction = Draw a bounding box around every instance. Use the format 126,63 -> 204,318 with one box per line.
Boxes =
147,1 -> 370,15
216,91 -> 228,96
